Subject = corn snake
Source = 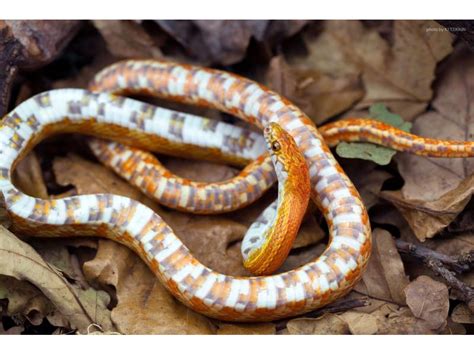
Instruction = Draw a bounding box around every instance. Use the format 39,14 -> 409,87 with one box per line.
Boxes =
2,60 -> 473,321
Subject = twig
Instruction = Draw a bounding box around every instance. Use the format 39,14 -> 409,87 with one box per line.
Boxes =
426,258 -> 474,304
395,239 -> 474,304
395,239 -> 474,274
275,297 -> 370,332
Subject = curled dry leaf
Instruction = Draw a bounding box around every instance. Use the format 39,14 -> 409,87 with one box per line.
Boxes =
0,275 -> 52,326
404,275 -> 449,330
0,226 -> 114,332
294,20 -> 452,120
93,20 -> 162,59
354,229 -> 409,305
30,239 -> 92,290
381,178 -> 474,242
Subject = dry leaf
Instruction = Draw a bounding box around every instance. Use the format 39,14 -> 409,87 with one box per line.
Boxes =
369,303 -> 437,334
286,314 -> 350,335
84,240 -> 215,334
294,20 -> 453,120
442,318 -> 466,335
174,217 -> 248,276
12,152 -> 48,199
381,179 -> 474,242
451,303 -> 474,324
354,229 -> 409,304
216,323 -> 276,335
93,20 -> 162,59
267,55 -> 363,123
157,20 -> 306,65
404,275 -> 449,330
53,153 -> 165,213
161,156 -> 239,183
340,311 -> 378,335
0,275 -> 52,326
0,226 -> 114,332
30,239 -> 92,289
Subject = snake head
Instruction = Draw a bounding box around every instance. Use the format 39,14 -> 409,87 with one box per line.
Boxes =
263,122 -> 308,183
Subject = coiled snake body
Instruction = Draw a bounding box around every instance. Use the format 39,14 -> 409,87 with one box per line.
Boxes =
1,61 -> 472,321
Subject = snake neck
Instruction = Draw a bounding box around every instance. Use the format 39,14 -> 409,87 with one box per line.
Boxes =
241,148 -> 310,275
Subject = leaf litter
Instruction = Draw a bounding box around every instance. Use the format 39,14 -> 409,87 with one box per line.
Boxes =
0,20 -> 473,334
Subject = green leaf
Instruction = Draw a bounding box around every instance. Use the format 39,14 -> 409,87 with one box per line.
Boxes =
335,104 -> 412,165
336,142 -> 396,166
368,103 -> 412,132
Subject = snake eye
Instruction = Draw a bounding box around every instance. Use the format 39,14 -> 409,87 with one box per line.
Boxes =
271,141 -> 281,152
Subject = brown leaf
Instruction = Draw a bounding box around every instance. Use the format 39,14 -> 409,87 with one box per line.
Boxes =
286,314 -> 350,335
216,323 -> 276,335
368,303 -> 437,334
30,239 -> 91,289
83,240 -> 215,334
404,275 -> 449,330
12,152 -> 48,199
161,156 -> 239,183
288,302 -> 437,335
269,55 -> 363,124
381,179 -> 474,242
157,20 -> 268,65
0,226 -> 114,332
354,229 -> 409,304
0,275 -> 52,326
295,20 -> 453,120
93,20 -> 162,59
174,217 -> 248,276
53,153 -> 164,213
157,20 -> 307,66
451,303 -> 474,324
340,311 -> 378,335
442,318 -> 466,335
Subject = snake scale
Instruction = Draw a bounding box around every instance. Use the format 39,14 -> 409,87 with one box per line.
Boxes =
1,60 -> 473,322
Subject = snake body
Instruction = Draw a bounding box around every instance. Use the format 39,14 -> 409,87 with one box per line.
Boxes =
1,61 -> 372,321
